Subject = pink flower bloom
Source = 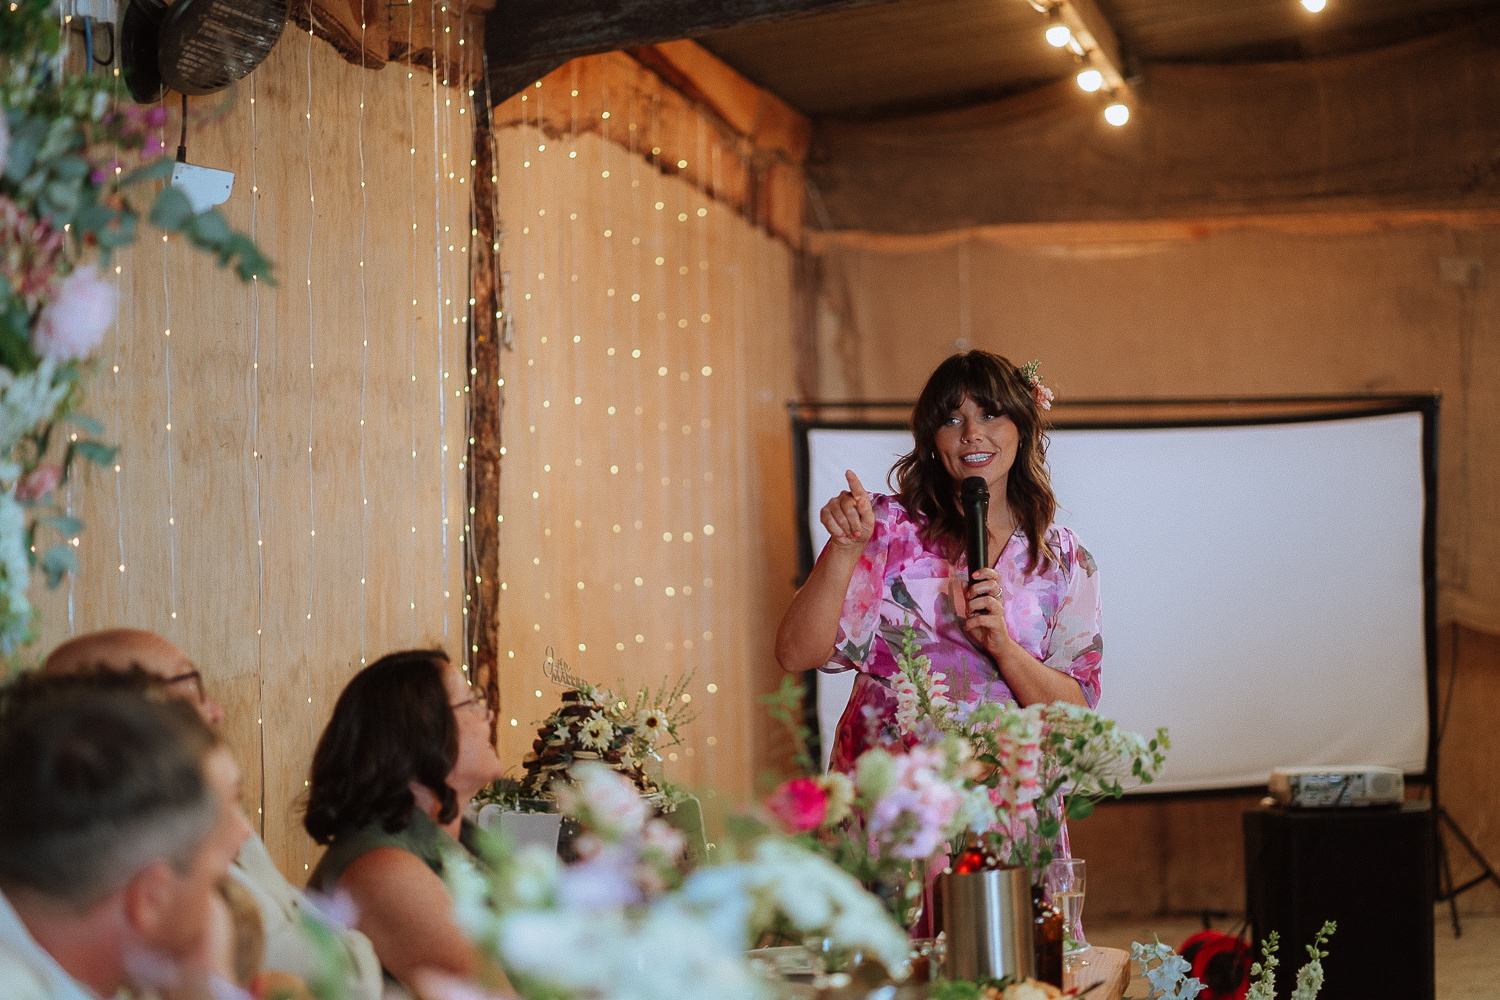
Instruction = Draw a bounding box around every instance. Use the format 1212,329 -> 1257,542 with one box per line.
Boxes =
33,264 -> 115,361
765,776 -> 829,833
1032,383 -> 1055,410
15,464 -> 62,501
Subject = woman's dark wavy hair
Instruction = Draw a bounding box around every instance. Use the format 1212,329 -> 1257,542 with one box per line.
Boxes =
303,649 -> 458,845
892,350 -> 1057,571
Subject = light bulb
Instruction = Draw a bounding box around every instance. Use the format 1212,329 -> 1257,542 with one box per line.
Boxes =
1104,102 -> 1130,127
1301,0 -> 1326,10
1045,23 -> 1072,47
1076,68 -> 1104,93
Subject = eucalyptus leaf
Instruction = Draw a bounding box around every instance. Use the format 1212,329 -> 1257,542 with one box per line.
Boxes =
71,440 -> 118,466
39,543 -> 77,588
149,187 -> 195,232
43,179 -> 81,216
187,209 -> 231,244
119,158 -> 175,188
36,117 -> 78,164
38,515 -> 84,537
4,117 -> 46,178
75,202 -> 117,235
63,412 -> 105,436
51,154 -> 89,182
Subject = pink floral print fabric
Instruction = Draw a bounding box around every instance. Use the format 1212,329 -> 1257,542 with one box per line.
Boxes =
823,494 -> 1102,773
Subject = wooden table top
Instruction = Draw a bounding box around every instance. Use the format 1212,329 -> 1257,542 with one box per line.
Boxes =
1065,946 -> 1131,1000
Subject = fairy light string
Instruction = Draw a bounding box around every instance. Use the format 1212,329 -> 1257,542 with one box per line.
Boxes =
357,4 -> 370,666
407,7 -> 420,644
249,70 -> 268,836
430,0 -> 452,649
157,104 -> 179,628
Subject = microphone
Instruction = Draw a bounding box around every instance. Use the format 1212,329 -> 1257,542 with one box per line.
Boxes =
961,476 -> 989,583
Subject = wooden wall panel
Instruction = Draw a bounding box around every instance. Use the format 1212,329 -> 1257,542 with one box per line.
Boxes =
33,32 -> 473,880
491,100 -> 799,808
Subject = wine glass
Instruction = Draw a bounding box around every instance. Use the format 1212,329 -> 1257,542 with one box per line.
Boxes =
1045,857 -> 1090,959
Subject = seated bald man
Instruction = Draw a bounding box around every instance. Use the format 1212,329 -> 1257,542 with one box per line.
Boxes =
44,629 -> 383,1000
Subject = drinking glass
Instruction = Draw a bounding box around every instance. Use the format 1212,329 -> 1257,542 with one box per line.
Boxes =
1045,857 -> 1090,957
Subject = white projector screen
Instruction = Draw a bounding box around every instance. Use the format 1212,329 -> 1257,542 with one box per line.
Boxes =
797,402 -> 1434,794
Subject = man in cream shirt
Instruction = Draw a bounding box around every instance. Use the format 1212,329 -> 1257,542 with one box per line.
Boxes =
43,629 -> 383,999
0,675 -> 250,999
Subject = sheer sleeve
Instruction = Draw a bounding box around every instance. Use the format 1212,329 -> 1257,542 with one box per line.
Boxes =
1043,529 -> 1103,707
821,495 -> 895,674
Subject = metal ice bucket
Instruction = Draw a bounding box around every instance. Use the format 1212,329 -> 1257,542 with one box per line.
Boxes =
938,867 -> 1036,981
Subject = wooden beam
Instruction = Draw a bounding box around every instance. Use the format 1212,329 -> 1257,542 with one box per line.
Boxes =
485,0 -> 897,102
466,96 -> 503,729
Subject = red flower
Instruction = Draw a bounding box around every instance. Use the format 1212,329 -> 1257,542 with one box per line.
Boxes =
765,777 -> 829,833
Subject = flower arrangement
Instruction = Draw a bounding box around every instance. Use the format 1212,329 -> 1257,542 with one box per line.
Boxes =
509,673 -> 698,803
1132,922 -> 1337,1000
445,762 -> 911,1000
757,677 -> 990,927
1,0 -> 270,656
890,625 -> 1169,872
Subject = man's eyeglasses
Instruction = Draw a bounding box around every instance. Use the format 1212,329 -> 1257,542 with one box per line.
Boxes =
164,669 -> 207,704
451,693 -> 493,718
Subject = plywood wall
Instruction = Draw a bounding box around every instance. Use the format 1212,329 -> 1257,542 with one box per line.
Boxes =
32,31 -> 473,879
804,219 -> 1500,915
490,72 -> 800,808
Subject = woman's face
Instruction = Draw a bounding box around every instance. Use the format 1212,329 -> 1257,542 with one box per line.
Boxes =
933,394 -> 1020,494
440,661 -> 505,794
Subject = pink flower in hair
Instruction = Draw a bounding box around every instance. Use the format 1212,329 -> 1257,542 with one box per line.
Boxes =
1018,359 -> 1054,411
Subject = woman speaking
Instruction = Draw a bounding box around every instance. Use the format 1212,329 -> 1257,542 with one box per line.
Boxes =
775,350 -> 1102,773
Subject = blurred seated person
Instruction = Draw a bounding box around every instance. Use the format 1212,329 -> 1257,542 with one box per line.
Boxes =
43,629 -> 383,1000
0,671 -> 252,999
304,649 -> 507,997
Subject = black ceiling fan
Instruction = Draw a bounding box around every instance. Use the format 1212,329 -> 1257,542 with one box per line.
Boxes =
121,0 -> 289,103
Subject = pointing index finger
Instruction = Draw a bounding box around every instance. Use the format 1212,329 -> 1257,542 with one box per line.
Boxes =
845,470 -> 870,504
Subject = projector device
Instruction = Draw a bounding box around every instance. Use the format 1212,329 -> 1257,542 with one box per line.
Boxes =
1268,765 -> 1404,808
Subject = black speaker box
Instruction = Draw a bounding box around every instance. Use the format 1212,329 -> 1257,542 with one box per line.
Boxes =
1243,801 -> 1434,1000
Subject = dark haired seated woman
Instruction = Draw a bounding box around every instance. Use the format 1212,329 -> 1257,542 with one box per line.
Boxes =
775,350 -> 1103,773
304,649 -> 505,995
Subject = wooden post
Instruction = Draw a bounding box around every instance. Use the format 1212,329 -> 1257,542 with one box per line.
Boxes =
466,93 -> 503,733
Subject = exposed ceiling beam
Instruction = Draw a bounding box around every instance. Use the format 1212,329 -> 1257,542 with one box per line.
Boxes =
485,0 -> 898,103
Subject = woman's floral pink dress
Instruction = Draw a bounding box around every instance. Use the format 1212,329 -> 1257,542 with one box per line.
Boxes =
823,494 -> 1102,774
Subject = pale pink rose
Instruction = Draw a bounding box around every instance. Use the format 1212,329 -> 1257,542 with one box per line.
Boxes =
765,776 -> 828,833
15,464 -> 62,501
1031,382 -> 1054,410
34,264 -> 116,360
640,817 -> 686,861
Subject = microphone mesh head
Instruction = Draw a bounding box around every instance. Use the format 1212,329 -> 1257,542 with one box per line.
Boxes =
961,476 -> 989,501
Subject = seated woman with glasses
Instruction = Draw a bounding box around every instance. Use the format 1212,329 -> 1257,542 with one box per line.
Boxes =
304,648 -> 506,996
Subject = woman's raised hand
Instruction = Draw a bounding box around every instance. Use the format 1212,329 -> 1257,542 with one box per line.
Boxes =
820,470 -> 875,552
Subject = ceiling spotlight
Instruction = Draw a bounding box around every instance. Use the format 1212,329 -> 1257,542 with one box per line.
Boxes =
1104,102 -> 1130,127
1301,0 -> 1327,10
1076,68 -> 1104,93
1044,8 -> 1072,48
